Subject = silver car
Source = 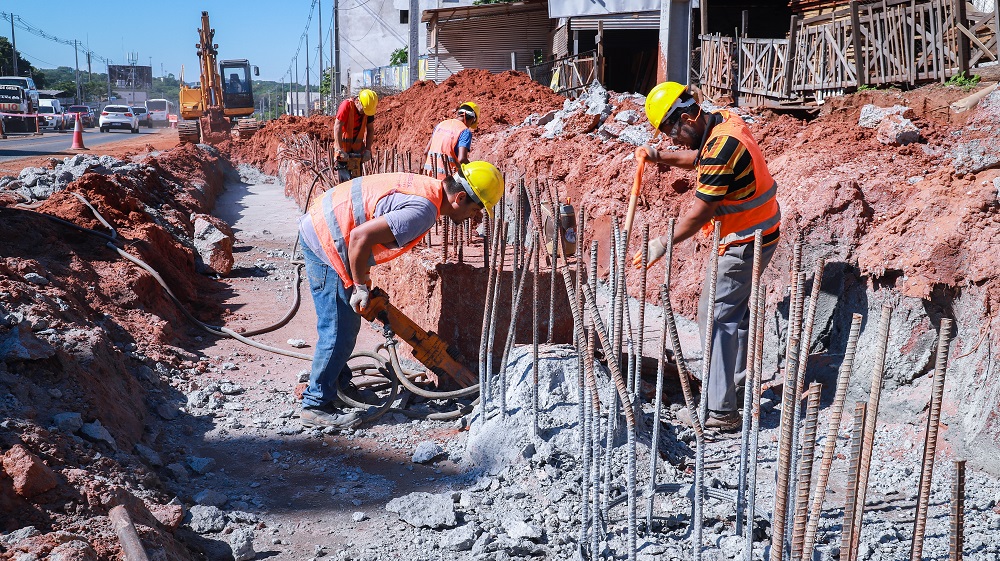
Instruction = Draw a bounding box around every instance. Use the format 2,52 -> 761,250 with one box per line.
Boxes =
37,105 -> 66,131
99,105 -> 139,133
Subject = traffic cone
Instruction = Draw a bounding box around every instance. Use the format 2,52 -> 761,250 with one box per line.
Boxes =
69,113 -> 87,150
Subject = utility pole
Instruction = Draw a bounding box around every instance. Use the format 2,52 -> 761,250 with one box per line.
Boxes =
128,52 -> 137,106
334,0 -> 341,105
409,0 -> 418,86
74,40 -> 82,104
306,32 -> 311,116
295,56 -> 300,116
318,0 -> 324,114
11,14 -> 18,75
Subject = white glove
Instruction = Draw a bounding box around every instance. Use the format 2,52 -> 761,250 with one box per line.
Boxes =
350,284 -> 371,313
361,149 -> 372,162
633,237 -> 667,269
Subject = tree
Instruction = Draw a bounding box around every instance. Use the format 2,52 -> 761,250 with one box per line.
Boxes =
0,37 -> 36,79
390,48 -> 407,66
320,69 -> 332,98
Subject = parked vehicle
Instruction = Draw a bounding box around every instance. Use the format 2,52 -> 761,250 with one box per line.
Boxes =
66,105 -> 94,127
146,99 -> 175,127
133,106 -> 152,128
37,105 -> 66,131
0,78 -> 38,132
99,105 -> 139,133
0,76 -> 39,112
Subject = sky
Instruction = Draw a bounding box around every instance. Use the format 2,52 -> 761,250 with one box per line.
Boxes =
2,1 -> 337,83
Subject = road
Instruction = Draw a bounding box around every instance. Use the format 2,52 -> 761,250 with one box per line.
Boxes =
0,127 -> 169,163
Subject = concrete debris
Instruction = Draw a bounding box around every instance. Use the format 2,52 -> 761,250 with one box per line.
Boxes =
187,456 -> 217,475
286,338 -> 308,348
385,491 -> 458,529
192,213 -> 235,276
48,539 -> 98,561
165,463 -> 190,483
411,441 -> 444,464
858,104 -> 914,129
2,445 -> 58,498
1,526 -> 41,545
876,114 -> 922,146
186,504 -> 227,533
0,154 -> 144,203
351,511 -> 368,522
439,523 -> 478,551
228,527 -> 256,561
134,443 -> 163,467
0,325 -> 56,361
951,86 -> 1000,174
194,489 -> 229,507
22,273 -> 48,286
80,420 -> 117,450
502,509 -> 544,541
51,412 -> 83,434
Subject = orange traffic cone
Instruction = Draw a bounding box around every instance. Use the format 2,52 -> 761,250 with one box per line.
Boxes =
69,113 -> 87,150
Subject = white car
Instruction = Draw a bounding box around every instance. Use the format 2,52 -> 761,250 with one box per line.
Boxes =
99,105 -> 139,133
37,105 -> 66,131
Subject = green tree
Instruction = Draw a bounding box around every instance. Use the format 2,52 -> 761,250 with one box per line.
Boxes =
0,37 -> 37,79
390,48 -> 407,66
320,69 -> 332,98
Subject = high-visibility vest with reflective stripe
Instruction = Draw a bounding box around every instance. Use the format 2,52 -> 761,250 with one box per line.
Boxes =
700,110 -> 781,253
423,119 -> 468,179
308,173 -> 443,288
338,99 -> 368,154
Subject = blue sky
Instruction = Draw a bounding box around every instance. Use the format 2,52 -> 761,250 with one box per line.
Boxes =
3,1 -> 333,83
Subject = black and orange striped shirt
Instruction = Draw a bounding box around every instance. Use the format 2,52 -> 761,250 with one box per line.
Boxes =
695,112 -> 757,203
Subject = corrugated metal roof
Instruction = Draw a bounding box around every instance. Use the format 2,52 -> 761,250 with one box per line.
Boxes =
422,0 -> 548,23
569,11 -> 660,30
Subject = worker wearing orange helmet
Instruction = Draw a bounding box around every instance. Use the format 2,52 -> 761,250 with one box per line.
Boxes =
635,81 -> 780,432
297,161 -> 504,428
333,89 -> 379,182
423,102 -> 479,178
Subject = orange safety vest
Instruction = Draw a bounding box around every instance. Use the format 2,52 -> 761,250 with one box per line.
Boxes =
338,99 -> 369,154
423,119 -> 469,179
308,173 -> 443,288
700,110 -> 781,254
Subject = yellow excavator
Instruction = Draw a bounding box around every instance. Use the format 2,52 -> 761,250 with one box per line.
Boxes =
178,11 -> 261,144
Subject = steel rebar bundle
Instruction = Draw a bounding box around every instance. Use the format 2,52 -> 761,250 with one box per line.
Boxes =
803,313 -> 863,561
791,383 -> 822,560
498,241 -> 537,418
744,288 -> 767,561
532,231 -> 540,439
478,215 -> 503,413
770,334 -> 801,561
547,182 -> 559,343
484,222 -> 508,411
737,230 -> 764,535
849,305 -> 893,559
841,401 -> 868,561
783,270 -> 807,550
910,318 -> 954,561
589,326 -> 603,560
646,284 -> 670,530
950,459 -> 966,561
636,224 -> 650,404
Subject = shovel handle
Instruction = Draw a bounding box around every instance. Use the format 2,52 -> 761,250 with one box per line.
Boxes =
623,153 -> 647,235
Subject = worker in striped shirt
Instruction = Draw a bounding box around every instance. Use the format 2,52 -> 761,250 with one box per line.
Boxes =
635,82 -> 781,432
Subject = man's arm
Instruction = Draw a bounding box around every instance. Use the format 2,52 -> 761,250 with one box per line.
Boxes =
333,119 -> 347,157
348,217 -> 397,287
456,146 -> 470,165
638,146 -> 699,169
364,119 -> 375,153
669,197 -> 720,245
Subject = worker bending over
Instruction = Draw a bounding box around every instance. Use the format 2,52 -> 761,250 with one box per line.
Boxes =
423,102 -> 479,178
334,89 -> 378,182
636,82 -> 781,431
297,162 -> 504,428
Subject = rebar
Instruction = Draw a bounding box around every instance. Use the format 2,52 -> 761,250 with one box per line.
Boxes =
484,223 -> 507,410
782,269 -> 807,551
744,288 -> 766,561
662,295 -> 704,438
950,459 -> 966,561
910,318 -> 954,561
737,230 -> 764,535
791,383 -> 822,560
850,305 -> 893,559
458,223 -> 464,264
664,218 -> 676,288
646,284 -> 670,530
532,230 -> 540,439
694,223 -> 721,561
841,402 -> 868,561
547,182 -> 559,343
803,313 -> 863,561
769,334 -> 800,561
635,224 -> 649,412
590,326 -> 602,560
575,205 -> 587,346
478,217 -> 503,413
589,240 -> 599,309
442,218 -> 449,263
499,242 -> 536,417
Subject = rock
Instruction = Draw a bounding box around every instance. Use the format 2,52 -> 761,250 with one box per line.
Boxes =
194,489 -> 229,507
187,505 -> 226,533
229,527 -> 256,561
857,104 -> 913,129
287,339 -> 308,348
186,388 -> 212,408
218,382 -> 244,395
439,524 -> 478,551
352,511 -> 368,522
192,214 -> 235,276
718,534 -> 745,559
148,503 -> 184,530
187,456 -> 217,475
48,540 -> 98,561
386,491 -> 458,529
23,273 -> 48,286
165,463 -> 189,483
614,109 -> 639,124
297,369 -> 311,383
2,526 -> 41,544
134,444 -> 162,467
0,325 -> 56,360
502,510 -> 543,541
875,114 -> 921,146
2,445 -> 58,498
52,412 -> 83,433
411,441 -> 444,464
80,420 -> 117,449
156,403 -> 179,420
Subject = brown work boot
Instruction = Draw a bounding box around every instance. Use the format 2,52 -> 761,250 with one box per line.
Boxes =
300,406 -> 361,429
674,407 -> 742,432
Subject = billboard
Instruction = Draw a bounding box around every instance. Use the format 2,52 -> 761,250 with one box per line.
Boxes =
108,65 -> 153,92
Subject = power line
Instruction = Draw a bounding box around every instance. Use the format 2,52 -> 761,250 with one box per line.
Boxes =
0,11 -> 113,66
284,0 -> 319,84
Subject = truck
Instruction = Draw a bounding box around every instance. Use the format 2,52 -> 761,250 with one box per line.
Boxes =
0,79 -> 38,133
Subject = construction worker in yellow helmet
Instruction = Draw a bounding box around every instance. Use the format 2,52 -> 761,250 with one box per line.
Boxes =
635,81 -> 781,432
423,101 -> 480,179
297,160 -> 502,428
333,89 -> 379,182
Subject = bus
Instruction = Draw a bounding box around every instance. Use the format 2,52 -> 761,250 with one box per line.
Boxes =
146,99 -> 176,127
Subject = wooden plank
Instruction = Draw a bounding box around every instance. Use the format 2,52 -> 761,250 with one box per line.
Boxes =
910,0 -> 917,84
954,0 -> 970,72
785,15 -> 800,97
851,0 -> 867,85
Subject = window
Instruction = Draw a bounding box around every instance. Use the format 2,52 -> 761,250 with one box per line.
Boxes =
399,10 -> 408,24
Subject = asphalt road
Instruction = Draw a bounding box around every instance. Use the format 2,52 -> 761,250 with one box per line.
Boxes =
0,127 -> 167,163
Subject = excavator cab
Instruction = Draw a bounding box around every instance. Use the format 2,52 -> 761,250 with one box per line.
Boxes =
220,59 -> 254,116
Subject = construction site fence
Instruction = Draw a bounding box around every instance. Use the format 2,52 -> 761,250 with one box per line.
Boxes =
525,50 -> 601,98
361,56 -> 428,94
699,0 -> 1000,107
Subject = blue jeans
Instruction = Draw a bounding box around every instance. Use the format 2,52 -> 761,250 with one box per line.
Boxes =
301,244 -> 361,408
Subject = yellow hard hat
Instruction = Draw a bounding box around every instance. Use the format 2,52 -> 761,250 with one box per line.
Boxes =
359,89 -> 379,116
458,161 -> 503,219
645,82 -> 690,130
458,101 -> 479,129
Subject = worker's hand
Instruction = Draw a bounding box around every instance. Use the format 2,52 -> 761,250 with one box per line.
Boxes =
350,284 -> 371,314
635,145 -> 654,163
361,149 -> 372,163
335,150 -> 347,162
632,236 -> 667,269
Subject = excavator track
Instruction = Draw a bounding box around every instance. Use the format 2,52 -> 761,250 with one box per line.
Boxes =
234,118 -> 261,140
177,120 -> 200,144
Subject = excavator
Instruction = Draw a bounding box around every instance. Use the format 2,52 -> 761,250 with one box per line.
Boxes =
178,11 -> 261,144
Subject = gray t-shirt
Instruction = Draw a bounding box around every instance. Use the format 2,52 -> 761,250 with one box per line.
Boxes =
374,193 -> 438,248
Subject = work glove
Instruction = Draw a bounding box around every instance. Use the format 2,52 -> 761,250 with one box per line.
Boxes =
635,145 -> 654,162
350,284 -> 371,314
632,236 -> 667,269
361,149 -> 372,163
335,150 -> 347,162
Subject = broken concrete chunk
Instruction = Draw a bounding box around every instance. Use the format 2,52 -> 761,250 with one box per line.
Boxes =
439,523 -> 478,551
2,525 -> 41,545
48,539 -> 98,561
2,445 -> 58,498
193,488 -> 229,507
149,503 -> 184,530
187,456 -> 217,475
80,420 -> 117,450
165,463 -> 189,483
52,412 -> 83,434
186,504 -> 226,533
411,441 -> 444,464
875,114 -> 922,146
134,444 -> 162,467
857,104 -> 913,129
192,213 -> 235,276
0,325 -> 56,361
502,509 -> 543,541
229,527 -> 255,561
23,273 -> 48,286
386,491 -> 457,529
286,339 -> 308,348
351,511 -> 368,522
